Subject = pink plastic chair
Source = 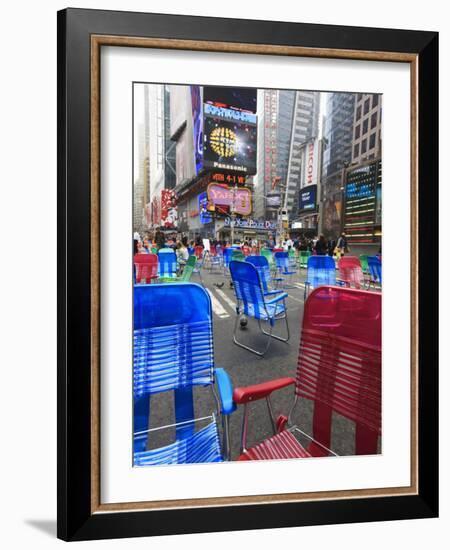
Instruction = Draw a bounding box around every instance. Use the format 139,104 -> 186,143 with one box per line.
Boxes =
338,256 -> 364,289
233,286 -> 381,460
134,253 -> 158,284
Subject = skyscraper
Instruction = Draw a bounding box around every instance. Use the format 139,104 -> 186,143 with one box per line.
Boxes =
321,92 -> 356,238
285,91 -> 320,220
351,93 -> 382,164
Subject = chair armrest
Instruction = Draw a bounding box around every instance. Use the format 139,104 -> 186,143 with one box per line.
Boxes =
215,368 -> 236,415
264,289 -> 285,296
265,292 -> 288,305
233,377 -> 295,404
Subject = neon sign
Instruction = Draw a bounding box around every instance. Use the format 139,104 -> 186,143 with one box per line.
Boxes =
207,183 -> 252,216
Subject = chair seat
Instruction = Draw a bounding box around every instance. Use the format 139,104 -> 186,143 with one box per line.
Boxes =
134,421 -> 222,466
245,301 -> 286,321
239,429 -> 311,461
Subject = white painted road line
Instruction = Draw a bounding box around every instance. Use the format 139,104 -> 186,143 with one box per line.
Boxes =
293,282 -> 305,289
206,289 -> 230,319
214,288 -> 237,312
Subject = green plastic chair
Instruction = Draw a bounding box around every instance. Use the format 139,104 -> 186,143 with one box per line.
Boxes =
298,250 -> 311,269
260,248 -> 275,269
359,254 -> 369,274
159,255 -> 197,283
231,250 -> 245,262
288,247 -> 297,269
151,247 -> 158,254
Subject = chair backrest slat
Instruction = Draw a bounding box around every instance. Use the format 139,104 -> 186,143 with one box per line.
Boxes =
338,256 -> 364,289
306,255 -> 336,287
245,255 -> 272,293
229,261 -> 266,318
157,251 -> 177,277
133,283 -> 214,398
134,253 -> 158,283
295,286 -> 381,454
368,255 -> 382,284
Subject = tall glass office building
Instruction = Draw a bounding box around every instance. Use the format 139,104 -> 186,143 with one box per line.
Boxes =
321,92 -> 356,238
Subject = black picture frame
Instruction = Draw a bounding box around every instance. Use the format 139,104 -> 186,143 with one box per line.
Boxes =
57,8 -> 438,541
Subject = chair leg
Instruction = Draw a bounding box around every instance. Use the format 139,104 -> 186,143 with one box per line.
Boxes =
258,310 -> 290,343
232,313 -> 273,357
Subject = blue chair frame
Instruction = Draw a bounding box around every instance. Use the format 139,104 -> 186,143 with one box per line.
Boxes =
133,283 -> 235,465
229,261 -> 290,357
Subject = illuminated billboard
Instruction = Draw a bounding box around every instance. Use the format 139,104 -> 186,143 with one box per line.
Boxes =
190,85 -> 203,175
299,185 -> 317,211
203,86 -> 257,112
207,183 -> 252,216
203,117 -> 257,174
202,86 -> 257,175
343,161 -> 381,243
198,192 -> 213,224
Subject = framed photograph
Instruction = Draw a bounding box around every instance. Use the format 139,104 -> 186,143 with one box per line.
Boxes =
57,8 -> 438,541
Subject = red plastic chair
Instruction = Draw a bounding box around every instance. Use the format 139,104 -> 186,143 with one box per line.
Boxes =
194,245 -> 204,259
134,253 -> 158,284
337,256 -> 364,289
233,286 -> 381,460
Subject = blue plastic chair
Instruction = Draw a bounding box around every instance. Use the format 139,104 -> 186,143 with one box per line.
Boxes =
245,256 -> 284,295
133,283 -> 235,465
157,250 -> 177,279
304,255 -> 338,300
274,251 -> 297,288
223,248 -> 235,274
367,256 -> 382,288
208,247 -> 223,274
229,261 -> 290,356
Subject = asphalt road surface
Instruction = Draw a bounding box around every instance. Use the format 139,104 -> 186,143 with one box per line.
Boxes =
145,260 -> 377,462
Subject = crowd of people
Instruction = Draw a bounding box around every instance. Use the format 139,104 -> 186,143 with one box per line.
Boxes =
133,229 -> 351,262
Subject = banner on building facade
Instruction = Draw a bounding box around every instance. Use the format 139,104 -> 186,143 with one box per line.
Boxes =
224,217 -> 277,231
160,189 -> 178,228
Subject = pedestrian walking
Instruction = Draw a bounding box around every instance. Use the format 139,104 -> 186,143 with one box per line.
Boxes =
336,232 -> 349,257
327,237 -> 336,257
315,234 -> 328,255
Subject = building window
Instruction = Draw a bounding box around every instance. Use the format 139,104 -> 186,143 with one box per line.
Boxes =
371,112 -> 378,129
355,125 -> 361,139
357,93 -> 363,102
372,94 -> 379,107
356,105 -> 362,120
369,132 -> 376,149
354,144 -> 359,158
361,139 -> 367,154
363,118 -> 369,134
364,98 -> 370,115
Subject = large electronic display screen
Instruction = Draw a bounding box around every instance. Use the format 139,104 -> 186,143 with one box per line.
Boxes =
299,184 -> 317,211
203,116 -> 257,174
202,86 -> 257,175
203,86 -> 257,112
